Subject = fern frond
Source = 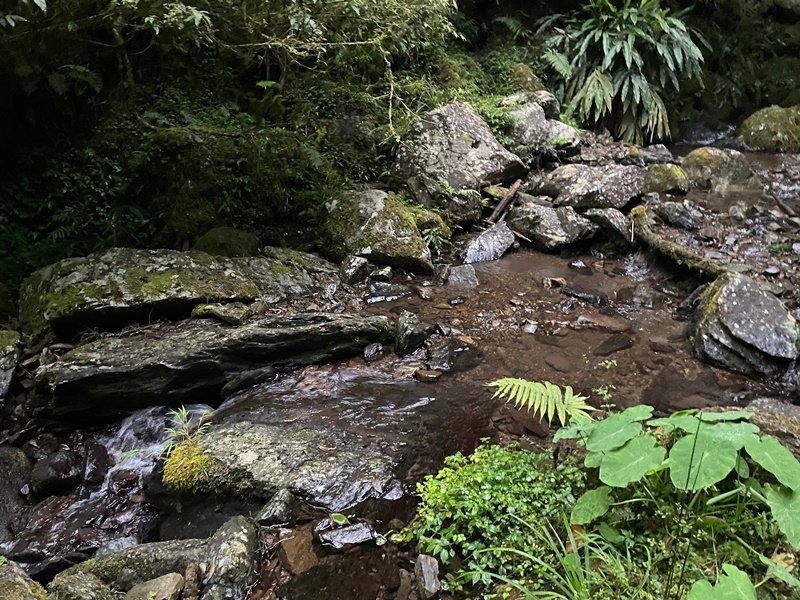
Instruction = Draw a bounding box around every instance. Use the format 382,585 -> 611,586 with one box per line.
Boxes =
487,378 -> 595,427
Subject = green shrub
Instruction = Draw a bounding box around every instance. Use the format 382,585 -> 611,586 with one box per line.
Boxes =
412,442 -> 584,590
540,0 -> 706,143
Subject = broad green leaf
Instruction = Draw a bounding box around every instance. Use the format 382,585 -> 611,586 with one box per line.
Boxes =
688,564 -> 757,600
570,486 -> 613,525
765,484 -> 800,548
597,522 -> 624,544
600,434 -> 665,488
669,434 -> 738,490
705,422 -> 760,450
745,435 -> 800,491
584,451 -> 603,468
553,414 -> 595,442
619,404 -> 655,421
699,411 -> 754,422
586,419 -> 641,453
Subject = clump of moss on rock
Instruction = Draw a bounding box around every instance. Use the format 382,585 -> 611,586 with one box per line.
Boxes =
739,105 -> 800,153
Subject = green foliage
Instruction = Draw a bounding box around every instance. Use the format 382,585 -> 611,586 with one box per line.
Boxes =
488,377 -> 595,427
161,406 -> 210,458
0,555 -> 5,567
412,442 -> 584,590
687,564 -> 756,599
558,406 -> 800,597
540,0 -> 705,143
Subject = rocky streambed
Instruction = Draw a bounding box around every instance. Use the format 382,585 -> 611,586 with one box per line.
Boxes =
2,97 -> 800,600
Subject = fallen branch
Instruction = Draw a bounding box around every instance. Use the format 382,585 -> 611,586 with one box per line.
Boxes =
629,206 -> 728,279
487,179 -> 523,224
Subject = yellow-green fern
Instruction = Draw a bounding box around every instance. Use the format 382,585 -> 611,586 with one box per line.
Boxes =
488,378 -> 595,426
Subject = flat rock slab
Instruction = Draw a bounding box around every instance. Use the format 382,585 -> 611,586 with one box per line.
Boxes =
530,164 -> 645,210
36,313 -> 394,416
692,273 -> 799,376
19,247 -> 337,341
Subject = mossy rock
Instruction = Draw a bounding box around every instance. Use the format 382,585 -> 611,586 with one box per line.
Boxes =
162,439 -> 235,496
46,572 -> 116,600
681,147 -> 753,189
324,188 -> 435,274
194,227 -> 261,257
0,559 -> 48,600
645,164 -> 689,195
739,105 -> 800,153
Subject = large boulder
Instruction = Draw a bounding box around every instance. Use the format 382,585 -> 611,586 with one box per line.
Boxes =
501,92 -> 581,156
507,195 -> 597,251
739,105 -> 800,153
529,164 -> 645,209
19,247 -> 337,342
0,330 -> 20,399
0,559 -> 48,600
49,516 -> 257,600
681,147 -> 753,189
645,163 -> 689,195
35,313 -> 394,416
392,102 -> 527,225
324,189 -> 437,274
692,274 -> 799,376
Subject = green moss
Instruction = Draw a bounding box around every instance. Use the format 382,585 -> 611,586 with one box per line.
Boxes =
740,105 -> 800,153
162,439 -> 232,496
194,227 -> 261,257
0,561 -> 49,600
139,272 -> 177,297
0,330 -> 20,350
405,202 -> 452,240
645,164 -> 690,194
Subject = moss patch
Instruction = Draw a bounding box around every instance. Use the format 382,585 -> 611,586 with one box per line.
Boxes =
645,164 -> 689,195
740,105 -> 800,153
162,439 -> 232,496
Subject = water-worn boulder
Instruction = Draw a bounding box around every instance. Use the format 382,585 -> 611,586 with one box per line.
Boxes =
645,164 -> 689,195
583,208 -> 632,247
123,573 -> 184,600
692,273 -> 799,376
30,449 -> 83,496
507,196 -> 597,251
49,517 -> 257,600
19,247 -> 337,341
47,573 -> 116,600
0,330 -> 19,399
502,92 -> 581,156
324,189 -> 435,274
392,102 -> 527,224
681,147 -> 753,189
654,200 -> 704,230
463,221 -> 516,263
395,311 -> 435,356
0,559 -> 48,600
194,227 -> 261,257
739,105 -> 800,153
529,164 -> 645,209
36,313 -> 394,416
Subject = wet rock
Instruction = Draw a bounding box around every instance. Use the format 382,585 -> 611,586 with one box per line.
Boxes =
582,208 -> 631,246
0,330 -> 19,399
681,147 -> 753,189
530,164 -> 645,209
202,516 -> 259,600
392,102 -> 527,225
426,338 -> 482,372
366,281 -> 413,303
433,264 -> 450,284
318,522 -> 378,549
36,314 -> 394,417
0,560 -> 48,600
414,369 -> 442,382
463,221 -> 516,263
396,311 -> 435,356
339,256 -> 371,286
123,573 -> 185,600
508,196 -> 597,251
640,144 -> 675,164
447,265 -> 479,288
692,273 -> 799,376
502,92 -> 580,156
255,489 -> 301,528
739,105 -> 800,153
30,449 -> 83,496
324,188 -> 434,274
593,334 -> 635,356
194,227 -> 260,257
278,528 -> 318,575
562,287 -> 609,306
48,572 -> 116,600
574,313 -> 631,333
363,343 -> 384,363
370,266 -> 393,282
645,163 -> 689,195
83,443 -> 111,487
654,200 -> 704,230
19,247 -> 337,342
219,366 -> 276,400
0,447 -> 31,546
414,555 -> 441,599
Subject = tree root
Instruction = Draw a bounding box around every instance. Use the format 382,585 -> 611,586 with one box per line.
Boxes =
629,205 -> 728,279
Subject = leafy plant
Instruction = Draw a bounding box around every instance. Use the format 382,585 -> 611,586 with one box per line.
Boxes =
557,406 -> 800,597
540,0 -> 706,143
162,406 -> 210,458
412,442 -> 584,590
488,377 -> 595,427
0,555 -> 6,567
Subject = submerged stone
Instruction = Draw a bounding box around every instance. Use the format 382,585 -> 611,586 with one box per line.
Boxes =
19,247 -> 337,342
